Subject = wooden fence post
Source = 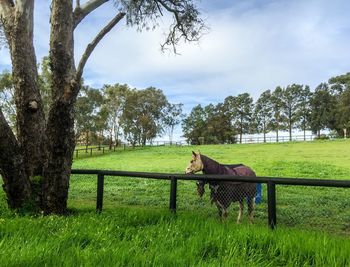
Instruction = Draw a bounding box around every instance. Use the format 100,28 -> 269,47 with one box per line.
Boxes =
96,173 -> 104,213
169,177 -> 177,213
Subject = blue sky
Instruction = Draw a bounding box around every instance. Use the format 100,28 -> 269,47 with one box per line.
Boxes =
1,0 -> 350,139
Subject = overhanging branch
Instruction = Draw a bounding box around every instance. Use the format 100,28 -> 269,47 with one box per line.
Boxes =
75,11 -> 125,83
73,0 -> 109,29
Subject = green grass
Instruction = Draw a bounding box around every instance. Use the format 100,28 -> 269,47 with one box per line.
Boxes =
1,139 -> 350,266
70,139 -> 350,235
0,208 -> 349,266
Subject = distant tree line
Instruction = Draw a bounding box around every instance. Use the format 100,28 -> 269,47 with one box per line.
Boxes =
75,84 -> 184,147
1,58 -> 349,147
182,73 -> 350,145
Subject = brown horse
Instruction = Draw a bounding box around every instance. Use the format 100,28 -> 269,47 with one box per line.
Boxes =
185,151 -> 257,223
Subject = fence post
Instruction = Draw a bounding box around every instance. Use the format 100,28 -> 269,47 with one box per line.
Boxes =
96,173 -> 104,213
267,181 -> 277,229
169,177 -> 177,213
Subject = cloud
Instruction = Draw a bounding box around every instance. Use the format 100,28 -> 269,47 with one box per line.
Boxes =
76,0 -> 350,107
1,0 -> 350,114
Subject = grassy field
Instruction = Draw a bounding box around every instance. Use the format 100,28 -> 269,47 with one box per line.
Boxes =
1,139 -> 350,266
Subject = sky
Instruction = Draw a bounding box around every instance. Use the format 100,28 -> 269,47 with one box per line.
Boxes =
1,0 -> 350,139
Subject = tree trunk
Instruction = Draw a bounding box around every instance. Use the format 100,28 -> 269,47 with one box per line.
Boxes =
41,0 -> 77,214
289,119 -> 292,141
0,0 -> 46,209
0,109 -> 31,209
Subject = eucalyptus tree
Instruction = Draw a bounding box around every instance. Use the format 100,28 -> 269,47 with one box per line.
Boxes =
163,103 -> 184,144
121,87 -> 168,146
270,86 -> 284,142
328,73 -> 350,137
101,83 -> 130,147
182,104 -> 206,145
225,93 -> 253,144
280,84 -> 305,141
296,85 -> 312,140
309,83 -> 336,138
205,103 -> 235,144
75,86 -> 104,147
254,90 -> 273,142
0,0 -> 205,214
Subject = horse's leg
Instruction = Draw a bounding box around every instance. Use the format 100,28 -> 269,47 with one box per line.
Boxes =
215,200 -> 227,220
248,197 -> 255,224
237,200 -> 244,224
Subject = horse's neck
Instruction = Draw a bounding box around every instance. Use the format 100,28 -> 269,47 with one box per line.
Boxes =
201,156 -> 227,175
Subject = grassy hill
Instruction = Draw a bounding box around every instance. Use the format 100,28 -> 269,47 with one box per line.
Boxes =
0,140 -> 349,266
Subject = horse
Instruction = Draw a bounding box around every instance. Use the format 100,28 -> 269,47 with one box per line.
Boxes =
185,151 -> 257,223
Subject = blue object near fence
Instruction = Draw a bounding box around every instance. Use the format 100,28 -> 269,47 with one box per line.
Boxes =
255,183 -> 262,204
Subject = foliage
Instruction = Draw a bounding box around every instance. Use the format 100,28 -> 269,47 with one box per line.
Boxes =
37,56 -> 52,118
279,84 -> 306,141
101,84 -> 130,146
309,83 -> 336,137
253,90 -> 273,140
121,87 -> 169,146
0,71 -> 15,131
224,93 -> 254,143
75,86 -> 104,146
163,103 -> 185,143
182,103 -> 235,145
269,86 -> 284,139
118,0 -> 207,53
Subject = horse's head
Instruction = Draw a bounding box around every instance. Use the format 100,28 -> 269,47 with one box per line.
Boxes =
185,151 -> 203,174
185,151 -> 205,197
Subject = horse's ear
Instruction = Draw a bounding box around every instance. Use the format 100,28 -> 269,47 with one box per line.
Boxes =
192,151 -> 197,157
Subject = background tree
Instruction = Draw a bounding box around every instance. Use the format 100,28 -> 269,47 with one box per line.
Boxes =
121,87 -> 168,146
296,85 -> 312,140
0,57 -> 53,131
270,86 -> 284,142
336,89 -> 350,137
225,93 -> 253,143
75,86 -> 103,147
280,84 -> 304,141
37,57 -> 53,119
309,83 -> 336,137
163,103 -> 184,144
254,90 -> 273,142
102,83 -> 130,147
182,104 -> 206,145
0,71 -> 15,131
0,0 -> 205,214
329,73 -> 350,137
205,103 -> 236,144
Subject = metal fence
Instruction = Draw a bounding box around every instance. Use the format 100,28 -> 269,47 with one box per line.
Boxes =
70,169 -> 350,231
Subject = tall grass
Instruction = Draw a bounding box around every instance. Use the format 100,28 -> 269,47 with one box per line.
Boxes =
0,208 -> 349,266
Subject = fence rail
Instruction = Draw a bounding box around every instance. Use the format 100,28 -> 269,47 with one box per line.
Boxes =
71,169 -> 350,229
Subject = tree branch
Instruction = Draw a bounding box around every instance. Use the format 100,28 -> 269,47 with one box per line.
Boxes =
73,0 -> 109,29
75,11 -> 125,83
